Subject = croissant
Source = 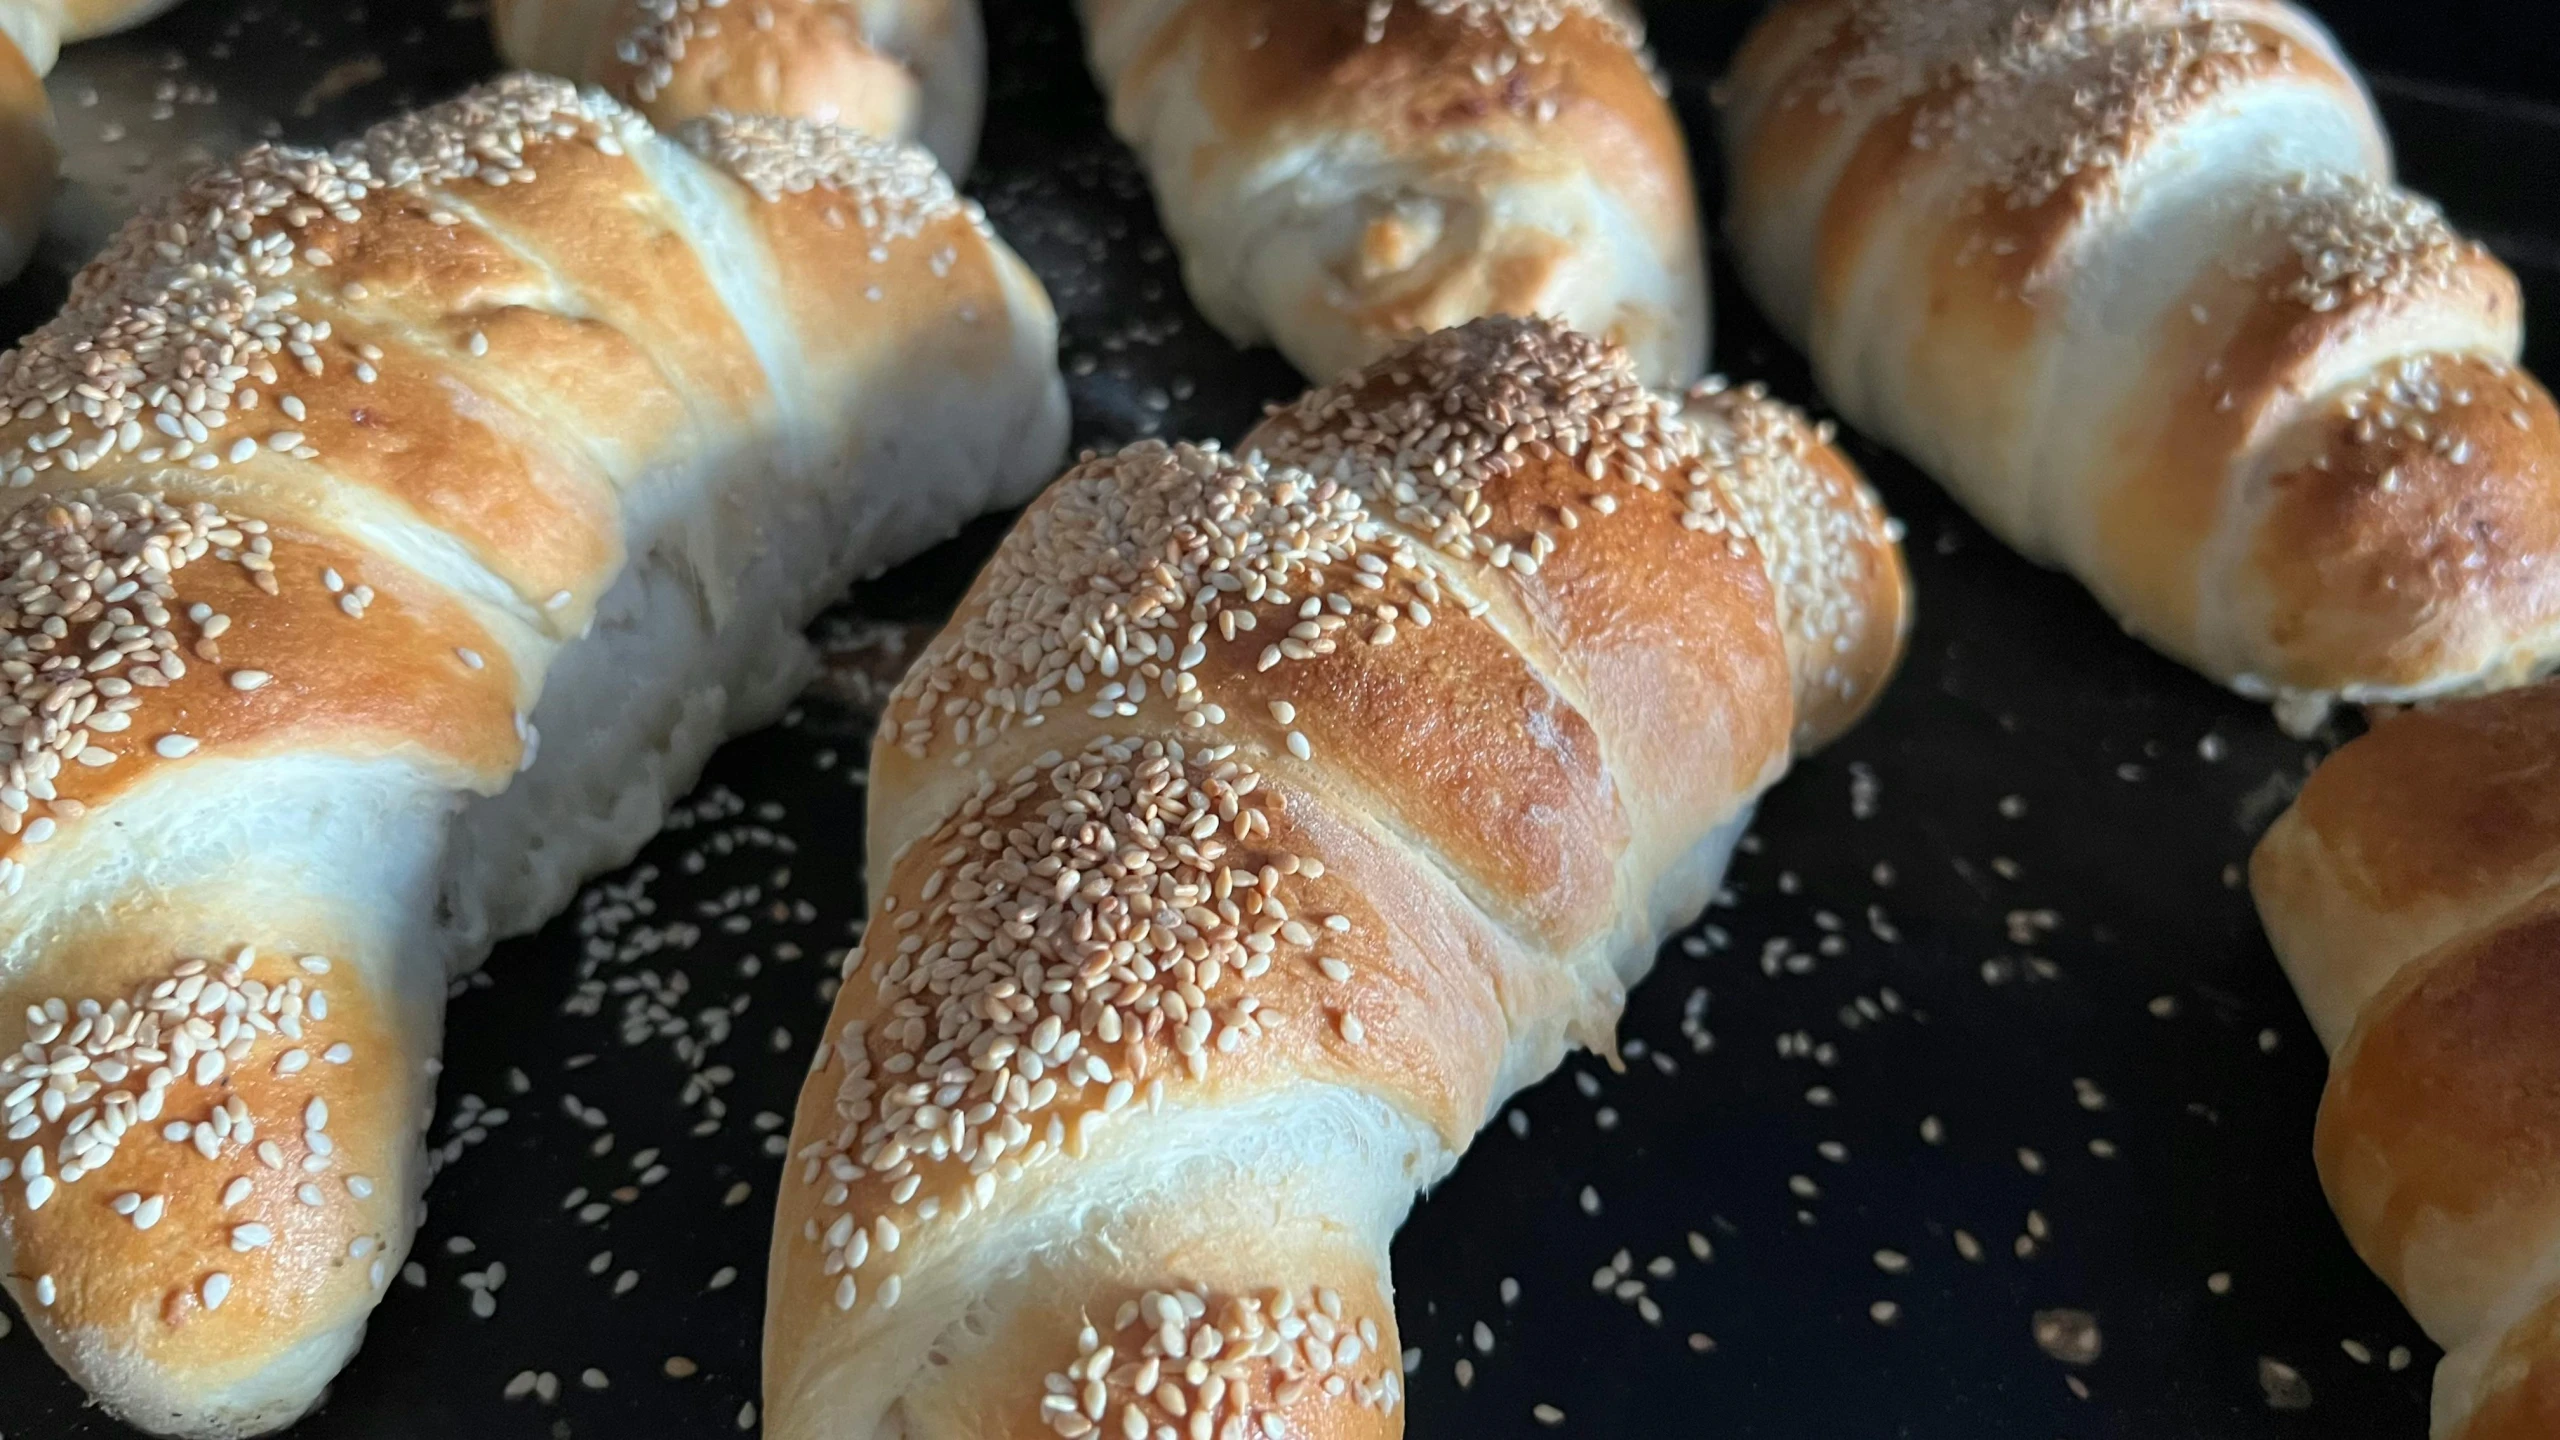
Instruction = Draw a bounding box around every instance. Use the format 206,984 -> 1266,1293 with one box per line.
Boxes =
2252,682 -> 2560,1438
0,0 -> 197,282
491,0 -> 986,175
0,74 -> 1067,1437
760,315 -> 1910,1439
1073,0 -> 1709,386
1720,0 -> 2560,732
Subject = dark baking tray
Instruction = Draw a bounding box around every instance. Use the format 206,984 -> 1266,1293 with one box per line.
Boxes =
6,0 -> 2554,1434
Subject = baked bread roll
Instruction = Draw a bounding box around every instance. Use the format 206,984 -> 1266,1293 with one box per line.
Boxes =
1075,0 -> 1710,386
2254,683 -> 2560,1439
0,3 -> 56,284
1720,0 -> 2560,733
762,316 -> 1909,1439
0,73 -> 1066,1437
0,0 -> 203,282
491,0 -> 985,175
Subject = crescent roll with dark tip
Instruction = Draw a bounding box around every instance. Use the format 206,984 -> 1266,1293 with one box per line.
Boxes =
492,0 -> 987,175
1721,0 -> 2560,733
1074,0 -> 1710,386
762,316 -> 1909,1439
2254,682 -> 2560,1439
0,75 -> 1066,1437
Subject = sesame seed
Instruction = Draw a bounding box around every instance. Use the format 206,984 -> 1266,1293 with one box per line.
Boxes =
202,1272 -> 231,1310
228,669 -> 272,692
1533,1403 -> 1566,1426
155,730 -> 200,757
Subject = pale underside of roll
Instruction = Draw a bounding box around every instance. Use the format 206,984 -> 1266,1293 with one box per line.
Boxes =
761,314 -> 1911,1440
0,74 -> 1065,1438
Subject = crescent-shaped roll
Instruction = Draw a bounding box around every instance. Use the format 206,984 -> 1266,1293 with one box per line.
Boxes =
2254,683 -> 2560,1439
1074,0 -> 1710,386
760,315 -> 1910,1439
1720,0 -> 2560,732
491,0 -> 986,175
0,74 -> 1067,1437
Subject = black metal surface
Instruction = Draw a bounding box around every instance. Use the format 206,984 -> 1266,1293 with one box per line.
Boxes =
4,0 -> 2554,1435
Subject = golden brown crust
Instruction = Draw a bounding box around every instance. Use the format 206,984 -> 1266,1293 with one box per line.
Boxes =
2317,891 -> 2560,1342
2254,688 -> 2560,1432
396,123 -> 775,433
773,317 -> 1905,1440
2252,682 -> 2560,1056
600,0 -> 924,137
0,76 -> 1064,1436
2249,355 -> 2560,694
0,27 -> 54,273
1138,0 -> 1679,234
0,502 -> 524,875
0,926 -> 411,1390
1087,0 -> 1705,382
2449,1287 -> 2560,1440
2273,684 -> 2560,920
1722,0 -> 2560,709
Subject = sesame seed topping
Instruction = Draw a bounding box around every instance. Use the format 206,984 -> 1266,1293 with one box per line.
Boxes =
0,494 -> 276,823
1812,1 -> 2294,211
1360,0 -> 1639,65
228,668 -> 273,691
1,946 -> 341,1219
676,111 -> 966,238
797,731 -> 1311,1306
154,734 -> 199,758
2248,172 -> 2470,312
1040,1284 -> 1404,1436
201,1272 -> 231,1310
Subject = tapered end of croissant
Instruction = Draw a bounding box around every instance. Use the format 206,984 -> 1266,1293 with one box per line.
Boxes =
0,927 -> 430,1439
